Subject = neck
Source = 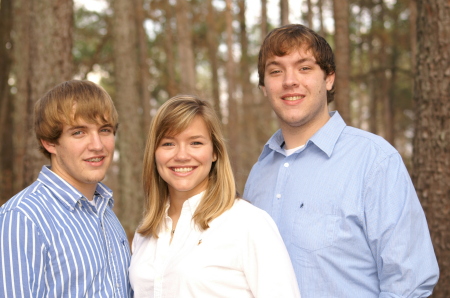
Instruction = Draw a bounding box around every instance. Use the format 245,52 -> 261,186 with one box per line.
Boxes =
281,111 -> 330,150
79,186 -> 97,201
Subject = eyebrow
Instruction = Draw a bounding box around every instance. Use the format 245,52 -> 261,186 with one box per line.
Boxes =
66,123 -> 114,132
162,135 -> 207,140
265,57 -> 317,68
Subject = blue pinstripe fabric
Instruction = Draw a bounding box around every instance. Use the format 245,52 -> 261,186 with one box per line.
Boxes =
0,166 -> 132,297
244,111 -> 439,297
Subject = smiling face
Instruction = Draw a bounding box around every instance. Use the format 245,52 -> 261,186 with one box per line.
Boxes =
155,116 -> 217,201
42,118 -> 115,198
261,48 -> 335,147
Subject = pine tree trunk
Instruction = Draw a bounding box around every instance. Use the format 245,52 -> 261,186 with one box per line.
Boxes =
176,0 -> 196,94
0,0 -> 14,204
412,0 -> 450,296
237,0 -> 258,193
225,0 -> 240,178
12,0 -> 73,193
111,0 -> 145,238
332,0 -> 351,124
206,0 -> 222,121
280,0 -> 289,25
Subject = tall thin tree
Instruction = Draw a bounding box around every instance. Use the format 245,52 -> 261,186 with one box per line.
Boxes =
176,0 -> 196,94
111,0 -> 145,237
0,0 -> 14,204
12,0 -> 73,193
332,0 -> 351,124
412,0 -> 450,296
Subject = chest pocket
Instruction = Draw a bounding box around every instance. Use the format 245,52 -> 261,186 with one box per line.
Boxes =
292,202 -> 339,251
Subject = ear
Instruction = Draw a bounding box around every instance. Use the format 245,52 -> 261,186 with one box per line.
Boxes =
260,85 -> 268,96
41,139 -> 57,155
212,152 -> 218,162
325,73 -> 335,91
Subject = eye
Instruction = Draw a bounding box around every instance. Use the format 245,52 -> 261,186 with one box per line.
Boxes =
161,142 -> 174,147
100,127 -> 113,134
72,131 -> 83,136
192,141 -> 203,146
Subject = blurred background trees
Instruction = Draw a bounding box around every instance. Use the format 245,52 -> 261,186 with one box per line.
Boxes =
0,0 -> 448,295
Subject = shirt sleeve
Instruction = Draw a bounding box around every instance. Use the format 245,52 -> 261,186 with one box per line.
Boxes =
242,208 -> 301,298
0,210 -> 47,297
364,153 -> 439,297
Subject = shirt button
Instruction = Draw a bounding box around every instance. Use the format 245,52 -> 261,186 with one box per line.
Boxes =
284,162 -> 289,167
116,283 -> 120,288
276,194 -> 281,199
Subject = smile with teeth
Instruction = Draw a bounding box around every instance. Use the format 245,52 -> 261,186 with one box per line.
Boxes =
283,95 -> 304,101
85,157 -> 104,162
172,167 -> 194,173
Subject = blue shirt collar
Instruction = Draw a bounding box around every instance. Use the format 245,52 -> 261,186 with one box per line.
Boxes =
260,111 -> 347,160
37,165 -> 114,211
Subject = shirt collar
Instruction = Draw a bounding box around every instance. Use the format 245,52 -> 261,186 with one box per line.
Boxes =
259,111 -> 346,160
37,165 -> 114,211
165,191 -> 205,217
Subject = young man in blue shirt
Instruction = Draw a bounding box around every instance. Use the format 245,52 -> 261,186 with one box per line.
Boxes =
244,24 -> 439,297
0,80 -> 132,297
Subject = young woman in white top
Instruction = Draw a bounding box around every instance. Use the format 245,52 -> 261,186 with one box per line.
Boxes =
129,95 -> 301,298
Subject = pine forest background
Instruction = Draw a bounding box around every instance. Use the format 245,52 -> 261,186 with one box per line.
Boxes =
0,0 -> 449,295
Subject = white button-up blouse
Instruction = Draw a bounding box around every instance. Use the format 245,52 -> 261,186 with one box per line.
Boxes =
129,192 -> 301,298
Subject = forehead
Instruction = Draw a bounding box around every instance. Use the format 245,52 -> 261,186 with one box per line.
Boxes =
265,48 -> 317,66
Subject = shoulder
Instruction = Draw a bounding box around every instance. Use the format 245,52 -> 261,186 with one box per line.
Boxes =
1,180 -> 46,215
227,199 -> 276,228
341,126 -> 398,157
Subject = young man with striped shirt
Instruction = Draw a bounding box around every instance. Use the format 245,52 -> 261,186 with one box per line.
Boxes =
0,80 -> 132,297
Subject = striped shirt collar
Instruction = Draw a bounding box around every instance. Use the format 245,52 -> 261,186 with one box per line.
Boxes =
36,165 -> 114,211
261,111 -> 346,159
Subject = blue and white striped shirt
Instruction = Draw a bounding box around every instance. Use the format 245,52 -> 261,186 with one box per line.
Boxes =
244,111 -> 439,297
0,166 -> 132,297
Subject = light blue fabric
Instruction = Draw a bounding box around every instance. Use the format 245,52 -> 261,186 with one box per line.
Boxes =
244,111 -> 439,297
0,166 -> 132,297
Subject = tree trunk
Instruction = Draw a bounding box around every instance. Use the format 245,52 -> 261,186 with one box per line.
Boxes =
206,0 -> 222,121
306,0 -> 313,28
176,0 -> 196,94
237,0 -> 258,193
224,0 -> 240,178
261,0 -> 268,38
258,0 -> 275,146
0,0 -> 14,204
12,0 -> 73,193
280,0 -> 289,25
332,0 -> 351,124
163,2 -> 178,98
135,0 -> 152,132
412,0 -> 450,296
318,0 -> 325,37
111,0 -> 145,238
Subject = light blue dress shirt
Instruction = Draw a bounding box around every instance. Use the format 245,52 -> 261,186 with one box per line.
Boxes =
0,166 -> 132,297
244,111 -> 439,297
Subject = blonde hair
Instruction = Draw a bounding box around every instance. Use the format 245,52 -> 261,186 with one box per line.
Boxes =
138,95 -> 237,237
34,80 -> 118,158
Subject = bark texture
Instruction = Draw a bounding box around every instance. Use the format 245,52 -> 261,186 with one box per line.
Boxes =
111,0 -> 145,237
12,0 -> 73,192
412,0 -> 450,296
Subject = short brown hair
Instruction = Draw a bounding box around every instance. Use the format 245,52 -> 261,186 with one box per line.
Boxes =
34,80 -> 119,159
138,95 -> 237,238
258,24 -> 336,103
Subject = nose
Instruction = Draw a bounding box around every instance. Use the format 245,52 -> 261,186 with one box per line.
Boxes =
282,69 -> 299,88
174,144 -> 191,161
88,132 -> 104,151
